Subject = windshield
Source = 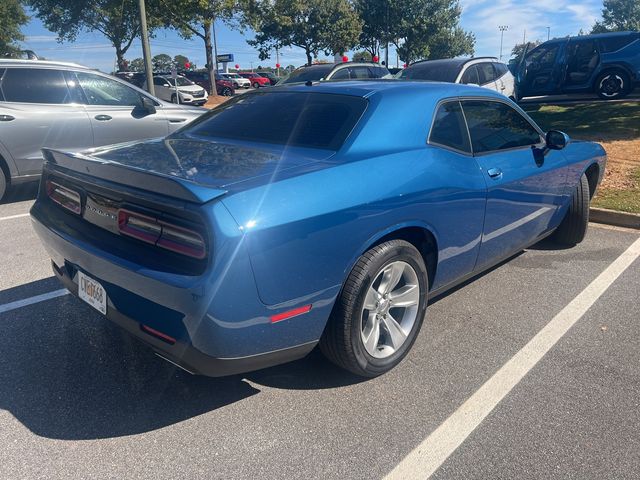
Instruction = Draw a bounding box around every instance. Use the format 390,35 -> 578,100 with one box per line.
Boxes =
165,76 -> 195,87
182,92 -> 367,150
400,62 -> 462,82
279,65 -> 335,84
224,74 -> 241,79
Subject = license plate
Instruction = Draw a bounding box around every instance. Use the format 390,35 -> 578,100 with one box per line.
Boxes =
78,271 -> 107,315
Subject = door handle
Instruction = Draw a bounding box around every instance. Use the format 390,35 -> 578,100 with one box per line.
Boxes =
0,115 -> 15,122
94,114 -> 112,121
487,167 -> 503,179
167,118 -> 187,123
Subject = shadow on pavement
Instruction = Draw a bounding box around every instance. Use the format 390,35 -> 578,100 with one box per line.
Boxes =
2,181 -> 39,205
0,281 -> 364,440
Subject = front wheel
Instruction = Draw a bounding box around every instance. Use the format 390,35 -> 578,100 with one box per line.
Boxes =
252,82 -> 260,88
553,173 -> 590,246
595,71 -> 630,100
170,94 -> 178,104
320,240 -> 428,377
0,167 -> 7,203
221,87 -> 233,96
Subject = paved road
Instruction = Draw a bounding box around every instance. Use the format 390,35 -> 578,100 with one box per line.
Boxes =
1,190 -> 639,479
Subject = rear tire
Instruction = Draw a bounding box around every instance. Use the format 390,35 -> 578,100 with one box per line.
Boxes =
0,167 -> 7,203
253,81 -> 260,89
221,87 -> 233,96
595,70 -> 630,100
320,240 -> 428,377
553,174 -> 590,246
170,94 -> 178,103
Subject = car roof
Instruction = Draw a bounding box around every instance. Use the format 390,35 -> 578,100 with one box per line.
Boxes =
272,79 -> 506,100
0,58 -> 90,69
543,30 -> 638,44
408,57 -> 500,69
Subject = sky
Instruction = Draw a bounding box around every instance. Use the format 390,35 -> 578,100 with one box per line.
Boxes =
19,0 -> 604,73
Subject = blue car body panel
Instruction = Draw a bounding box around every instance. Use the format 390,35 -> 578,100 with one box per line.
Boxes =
30,81 -> 607,376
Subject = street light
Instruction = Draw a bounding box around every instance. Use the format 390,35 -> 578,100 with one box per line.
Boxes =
499,25 -> 508,61
546,27 -> 551,41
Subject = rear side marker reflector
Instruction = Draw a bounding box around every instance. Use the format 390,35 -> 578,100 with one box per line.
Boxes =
141,324 -> 176,345
270,304 -> 312,323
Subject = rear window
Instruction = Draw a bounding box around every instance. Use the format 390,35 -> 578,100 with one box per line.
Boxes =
184,92 -> 367,150
280,65 -> 335,84
400,62 -> 461,82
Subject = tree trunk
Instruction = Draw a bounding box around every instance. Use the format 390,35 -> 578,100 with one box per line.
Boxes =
305,48 -> 313,66
204,21 -> 218,97
115,45 -> 127,72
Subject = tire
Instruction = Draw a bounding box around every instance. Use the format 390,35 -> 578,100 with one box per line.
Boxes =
320,240 -> 429,377
253,82 -> 260,89
170,94 -> 178,104
595,70 -> 630,100
0,167 -> 7,203
221,87 -> 233,96
553,173 -> 590,246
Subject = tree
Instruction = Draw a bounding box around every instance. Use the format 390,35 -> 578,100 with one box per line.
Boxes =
0,0 -> 29,58
592,0 -> 640,33
353,50 -> 372,62
510,41 -> 541,65
128,57 -> 145,72
174,54 -> 195,71
244,0 -> 362,66
152,53 -> 173,72
389,0 -> 475,64
354,0 -> 390,58
148,1 -> 238,96
27,0 -> 152,71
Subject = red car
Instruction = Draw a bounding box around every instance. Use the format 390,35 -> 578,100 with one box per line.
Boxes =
239,72 -> 271,88
183,71 -> 235,96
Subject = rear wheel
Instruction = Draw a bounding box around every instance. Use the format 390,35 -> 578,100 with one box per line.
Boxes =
253,81 -> 260,89
320,240 -> 428,377
0,167 -> 7,203
221,87 -> 233,96
553,173 -> 590,245
595,70 -> 630,100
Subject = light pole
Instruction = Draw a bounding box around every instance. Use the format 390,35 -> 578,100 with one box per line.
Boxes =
138,0 -> 154,95
546,27 -> 550,41
499,25 -> 508,61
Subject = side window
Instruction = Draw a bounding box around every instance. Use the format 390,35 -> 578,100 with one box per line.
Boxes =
462,100 -> 542,154
476,63 -> 496,85
75,72 -> 144,107
529,44 -> 559,68
494,63 -> 508,77
348,67 -> 372,79
153,76 -> 166,86
460,65 -> 479,85
330,68 -> 350,80
0,69 -> 5,101
1,68 -> 73,104
599,36 -> 633,53
429,101 -> 471,154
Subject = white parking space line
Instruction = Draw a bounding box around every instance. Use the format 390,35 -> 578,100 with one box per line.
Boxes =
0,213 -> 30,222
0,289 -> 69,315
386,236 -> 640,480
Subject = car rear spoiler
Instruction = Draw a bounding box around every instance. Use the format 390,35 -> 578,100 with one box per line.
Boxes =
42,148 -> 227,204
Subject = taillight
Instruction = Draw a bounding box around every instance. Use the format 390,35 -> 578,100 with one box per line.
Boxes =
46,180 -> 81,214
118,209 -> 206,259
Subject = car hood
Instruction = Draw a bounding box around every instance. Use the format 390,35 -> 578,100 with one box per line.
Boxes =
88,136 -> 335,191
178,85 -> 204,92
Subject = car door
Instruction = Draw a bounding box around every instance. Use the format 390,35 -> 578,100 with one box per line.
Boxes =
0,67 -> 92,176
518,42 -> 565,96
461,99 -> 569,269
564,39 -> 600,91
153,76 -> 172,102
73,71 -> 170,147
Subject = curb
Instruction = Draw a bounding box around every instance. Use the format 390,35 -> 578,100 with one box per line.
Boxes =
590,207 -> 640,230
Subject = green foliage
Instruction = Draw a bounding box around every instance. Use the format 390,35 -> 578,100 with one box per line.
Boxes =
152,53 -> 173,72
244,0 -> 362,65
592,0 -> 640,33
0,0 -> 29,58
128,57 -> 145,72
352,51 -> 372,62
510,41 -> 541,64
26,0 -> 149,70
354,0 -> 389,57
174,54 -> 195,71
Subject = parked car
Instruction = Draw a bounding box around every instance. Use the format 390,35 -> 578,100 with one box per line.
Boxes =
256,71 -> 279,85
143,74 -> 208,105
278,62 -> 391,84
30,81 -> 605,378
0,59 -> 205,201
239,72 -> 271,88
183,71 -> 235,96
516,31 -> 640,100
400,57 -> 516,98
114,71 -> 145,88
220,73 -> 251,89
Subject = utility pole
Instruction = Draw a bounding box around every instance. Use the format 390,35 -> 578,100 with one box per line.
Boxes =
138,0 -> 154,95
213,20 -> 219,74
499,25 -> 508,61
546,27 -> 550,41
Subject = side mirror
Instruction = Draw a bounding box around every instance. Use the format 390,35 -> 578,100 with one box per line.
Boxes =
141,96 -> 156,114
546,130 -> 569,150
163,83 -> 171,87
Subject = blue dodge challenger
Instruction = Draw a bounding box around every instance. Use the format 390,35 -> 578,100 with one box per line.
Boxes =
31,81 -> 606,377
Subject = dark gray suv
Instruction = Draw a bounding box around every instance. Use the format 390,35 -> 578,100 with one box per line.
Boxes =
0,60 -> 205,201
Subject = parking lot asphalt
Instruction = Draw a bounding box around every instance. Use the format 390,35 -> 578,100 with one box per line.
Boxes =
1,190 -> 639,480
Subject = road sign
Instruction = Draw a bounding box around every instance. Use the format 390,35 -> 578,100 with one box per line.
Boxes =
217,54 -> 234,63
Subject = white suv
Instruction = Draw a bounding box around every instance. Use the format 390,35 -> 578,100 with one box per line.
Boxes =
144,75 -> 208,105
220,73 -> 251,89
400,57 -> 517,99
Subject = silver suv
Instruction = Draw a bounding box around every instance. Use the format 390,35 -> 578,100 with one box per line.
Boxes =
0,60 -> 206,201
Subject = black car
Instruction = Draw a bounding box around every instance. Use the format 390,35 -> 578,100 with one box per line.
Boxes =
515,31 -> 640,100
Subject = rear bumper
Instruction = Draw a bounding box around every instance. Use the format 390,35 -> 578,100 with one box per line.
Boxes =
51,259 -> 316,376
